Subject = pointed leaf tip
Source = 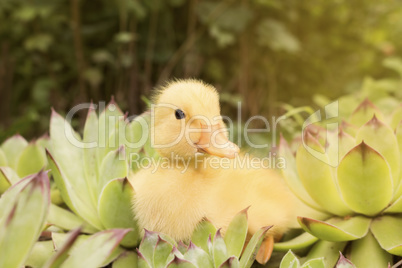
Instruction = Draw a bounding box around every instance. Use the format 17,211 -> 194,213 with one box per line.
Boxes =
336,251 -> 356,267
354,98 -> 377,112
50,108 -> 60,118
303,130 -> 324,150
112,228 -> 132,240
262,225 -> 273,234
215,228 -> 223,239
188,241 -> 196,250
118,145 -> 125,154
240,206 -> 250,218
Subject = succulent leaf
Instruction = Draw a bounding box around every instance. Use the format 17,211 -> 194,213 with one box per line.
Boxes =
335,252 -> 356,268
83,105 -> 101,206
219,256 -> 240,268
98,178 -> 139,247
153,236 -> 174,268
384,195 -> 402,213
112,251 -> 138,268
0,171 -> 50,268
137,250 -> 152,268
349,232 -> 392,268
239,226 -> 271,268
340,121 -> 358,138
177,241 -> 188,255
191,219 -> 217,253
394,122 -> 402,198
297,216 -> 371,242
274,232 -> 319,251
47,151 -> 103,230
125,115 -> 150,156
279,250 -> 300,268
0,148 -> 7,166
0,174 -> 32,221
139,229 -> 160,263
43,228 -> 81,268
52,232 -> 89,251
0,167 -> 16,193
213,229 -> 229,267
60,229 -> 129,268
296,133 -> 351,216
1,134 -> 28,169
337,142 -> 393,216
305,240 -> 347,268
166,256 -> 197,268
99,146 -> 128,193
348,99 -> 384,127
370,215 -> 402,256
356,116 -> 400,191
390,104 -> 402,130
279,136 -> 323,211
223,207 -> 248,258
47,204 -> 97,233
97,101 -> 125,162
36,135 -> 52,154
49,111 -> 103,229
16,142 -> 47,177
25,241 -> 55,268
301,258 -> 325,268
184,242 -> 214,268
52,231 -> 126,266
326,129 -> 355,165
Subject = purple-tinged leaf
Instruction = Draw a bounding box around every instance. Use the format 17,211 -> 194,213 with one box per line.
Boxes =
213,229 -> 228,267
298,216 -> 370,242
348,98 -> 384,127
166,256 -> 197,268
239,226 -> 272,268
0,171 -> 50,268
219,256 -> 240,268
153,236 -> 173,268
184,242 -> 213,268
43,227 -> 82,268
61,229 -> 130,268
336,252 -> 356,268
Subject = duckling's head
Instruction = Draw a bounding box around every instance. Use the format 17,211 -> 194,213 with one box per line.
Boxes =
151,79 -> 239,159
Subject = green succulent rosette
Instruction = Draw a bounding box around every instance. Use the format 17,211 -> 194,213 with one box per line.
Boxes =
276,99 -> 402,267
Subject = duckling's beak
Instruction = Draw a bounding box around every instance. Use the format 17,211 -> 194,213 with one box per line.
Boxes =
194,124 -> 240,158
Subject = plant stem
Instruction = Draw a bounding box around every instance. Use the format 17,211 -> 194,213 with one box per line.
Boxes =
143,9 -> 159,94
183,0 -> 198,77
157,0 -> 234,85
70,0 -> 87,103
128,17 -> 142,115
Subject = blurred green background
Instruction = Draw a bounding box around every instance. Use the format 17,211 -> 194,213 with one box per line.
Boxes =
1,0 -> 402,142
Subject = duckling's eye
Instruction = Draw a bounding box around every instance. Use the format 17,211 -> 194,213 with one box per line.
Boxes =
175,109 -> 186,120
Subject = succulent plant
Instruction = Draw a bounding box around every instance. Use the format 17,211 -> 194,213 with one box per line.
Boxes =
0,134 -> 50,193
0,170 -> 131,268
279,250 -> 357,268
136,209 -> 271,268
276,99 -> 402,267
46,101 -> 149,248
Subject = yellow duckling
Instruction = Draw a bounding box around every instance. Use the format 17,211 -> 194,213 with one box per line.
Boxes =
131,79 -> 300,263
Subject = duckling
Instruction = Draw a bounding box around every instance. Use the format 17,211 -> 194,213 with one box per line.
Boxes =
130,79 -> 301,263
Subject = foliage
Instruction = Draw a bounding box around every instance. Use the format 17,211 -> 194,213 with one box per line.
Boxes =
46,101 -> 150,246
279,250 -> 356,268
276,97 -> 402,267
0,168 -> 272,267
0,170 -> 129,268
136,210 -> 270,268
